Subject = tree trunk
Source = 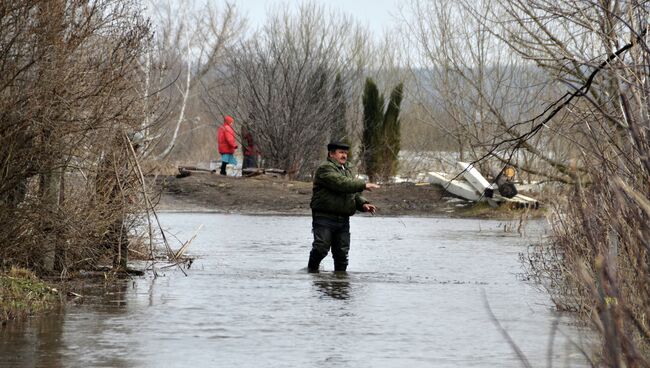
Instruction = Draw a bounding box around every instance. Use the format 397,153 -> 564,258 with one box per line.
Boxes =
39,165 -> 61,273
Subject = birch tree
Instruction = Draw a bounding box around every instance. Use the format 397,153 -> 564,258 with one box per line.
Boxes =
142,1 -> 245,160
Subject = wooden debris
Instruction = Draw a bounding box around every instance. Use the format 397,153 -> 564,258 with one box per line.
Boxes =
176,165 -> 287,178
173,224 -> 203,260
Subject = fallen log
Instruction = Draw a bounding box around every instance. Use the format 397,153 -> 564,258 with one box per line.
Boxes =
265,168 -> 287,175
241,167 -> 287,177
176,168 -> 191,178
177,166 -> 216,178
242,168 -> 265,177
179,166 -> 213,173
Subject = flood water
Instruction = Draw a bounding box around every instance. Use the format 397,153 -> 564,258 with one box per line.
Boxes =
1,214 -> 593,367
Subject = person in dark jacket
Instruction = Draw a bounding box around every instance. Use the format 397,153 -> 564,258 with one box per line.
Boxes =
308,142 -> 380,272
241,125 -> 258,170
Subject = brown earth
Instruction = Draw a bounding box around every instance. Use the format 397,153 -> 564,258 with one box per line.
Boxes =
154,171 -> 541,219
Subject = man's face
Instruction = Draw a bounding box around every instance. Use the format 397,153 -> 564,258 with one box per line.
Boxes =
329,149 -> 348,165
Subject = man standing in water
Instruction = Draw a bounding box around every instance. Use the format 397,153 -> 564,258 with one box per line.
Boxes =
308,142 -> 380,272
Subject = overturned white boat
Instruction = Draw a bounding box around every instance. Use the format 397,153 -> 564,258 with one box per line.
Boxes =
427,162 -> 539,208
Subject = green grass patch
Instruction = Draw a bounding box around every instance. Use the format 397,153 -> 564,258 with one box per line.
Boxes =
0,267 -> 57,322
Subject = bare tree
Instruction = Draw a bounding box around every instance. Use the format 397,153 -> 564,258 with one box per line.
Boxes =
141,1 -> 245,162
404,0 -> 650,363
0,0 -> 154,274
485,0 -> 650,363
206,3 -> 370,178
402,0 -> 579,181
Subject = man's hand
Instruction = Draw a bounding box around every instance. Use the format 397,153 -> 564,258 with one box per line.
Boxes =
365,183 -> 380,191
362,203 -> 377,214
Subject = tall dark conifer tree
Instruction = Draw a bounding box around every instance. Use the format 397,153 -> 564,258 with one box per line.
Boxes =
331,73 -> 348,142
382,83 -> 403,178
361,78 -> 384,181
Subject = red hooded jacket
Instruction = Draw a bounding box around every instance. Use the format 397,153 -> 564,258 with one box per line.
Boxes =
217,116 -> 237,154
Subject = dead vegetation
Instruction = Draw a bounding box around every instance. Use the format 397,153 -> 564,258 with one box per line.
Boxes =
0,0 -> 155,275
491,1 -> 650,365
405,0 -> 650,365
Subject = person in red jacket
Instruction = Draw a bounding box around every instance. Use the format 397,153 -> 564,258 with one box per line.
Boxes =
217,115 -> 238,175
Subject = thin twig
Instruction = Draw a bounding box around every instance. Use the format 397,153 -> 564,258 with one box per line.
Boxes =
466,26 -> 648,185
174,224 -> 203,260
123,132 -> 187,277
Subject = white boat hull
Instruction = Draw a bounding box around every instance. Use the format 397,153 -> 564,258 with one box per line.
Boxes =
457,161 -> 493,193
427,172 -> 484,201
455,162 -> 500,206
430,163 -> 540,208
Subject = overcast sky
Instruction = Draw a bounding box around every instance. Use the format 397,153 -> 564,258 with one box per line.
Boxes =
229,0 -> 403,39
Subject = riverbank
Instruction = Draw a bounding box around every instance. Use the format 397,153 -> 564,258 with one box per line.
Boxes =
0,268 -> 57,323
155,171 -> 544,219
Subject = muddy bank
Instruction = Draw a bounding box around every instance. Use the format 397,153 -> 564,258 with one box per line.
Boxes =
155,171 -> 539,219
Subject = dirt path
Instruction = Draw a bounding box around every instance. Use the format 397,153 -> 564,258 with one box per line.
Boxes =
154,171 -> 468,216
154,171 -> 543,220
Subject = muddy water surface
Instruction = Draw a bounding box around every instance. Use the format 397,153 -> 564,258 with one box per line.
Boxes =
1,214 -> 593,367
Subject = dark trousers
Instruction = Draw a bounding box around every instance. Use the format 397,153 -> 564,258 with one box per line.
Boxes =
243,155 -> 257,170
308,215 -> 350,271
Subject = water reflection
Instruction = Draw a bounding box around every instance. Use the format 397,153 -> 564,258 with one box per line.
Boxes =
0,279 -> 134,368
0,308 -> 66,368
312,272 -> 351,300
